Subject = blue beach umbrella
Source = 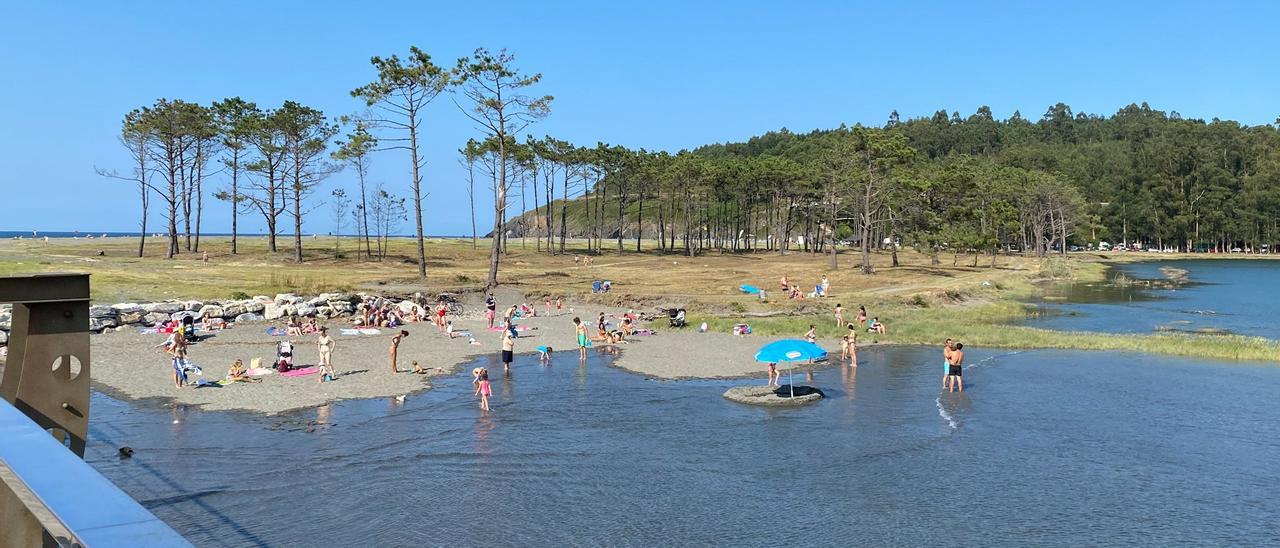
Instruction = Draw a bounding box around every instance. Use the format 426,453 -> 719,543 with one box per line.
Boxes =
755,339 -> 827,397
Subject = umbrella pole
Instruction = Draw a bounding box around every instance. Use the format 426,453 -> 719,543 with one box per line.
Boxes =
788,363 -> 794,398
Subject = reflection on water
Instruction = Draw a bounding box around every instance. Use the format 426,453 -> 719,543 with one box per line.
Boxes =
86,347 -> 1280,546
1023,260 -> 1280,339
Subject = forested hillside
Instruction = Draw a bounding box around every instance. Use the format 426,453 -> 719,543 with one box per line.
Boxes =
499,103 -> 1280,267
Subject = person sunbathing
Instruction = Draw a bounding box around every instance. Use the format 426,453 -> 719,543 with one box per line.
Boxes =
302,318 -> 319,334
869,317 -> 887,334
620,318 -> 635,336
226,359 -> 261,383
286,316 -> 303,336
590,327 -> 611,343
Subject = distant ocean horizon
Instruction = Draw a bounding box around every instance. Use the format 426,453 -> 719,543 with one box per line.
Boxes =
0,230 -> 470,239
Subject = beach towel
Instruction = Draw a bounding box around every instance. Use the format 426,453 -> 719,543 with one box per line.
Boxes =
266,327 -> 287,336
340,328 -> 382,336
194,379 -> 224,388
632,329 -> 656,336
740,284 -> 762,294
138,327 -> 159,334
280,366 -> 320,378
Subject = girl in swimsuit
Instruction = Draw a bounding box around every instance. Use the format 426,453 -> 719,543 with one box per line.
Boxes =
474,371 -> 492,411
317,327 -> 336,382
857,306 -> 867,328
834,304 -> 844,327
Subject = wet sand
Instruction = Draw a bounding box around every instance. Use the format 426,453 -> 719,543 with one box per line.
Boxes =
90,293 -> 836,413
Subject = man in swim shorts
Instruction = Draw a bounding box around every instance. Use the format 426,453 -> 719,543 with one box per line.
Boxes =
947,342 -> 964,393
943,338 -> 953,390
501,328 -> 515,372
574,317 -> 588,359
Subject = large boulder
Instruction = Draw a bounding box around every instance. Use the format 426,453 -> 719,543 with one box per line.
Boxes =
243,301 -> 265,314
143,312 -> 170,326
170,311 -> 197,323
197,305 -> 224,319
316,306 -> 333,319
234,312 -> 264,323
327,301 -> 354,315
396,301 -> 425,316
89,317 -> 118,332
319,292 -> 354,303
118,311 -> 144,325
111,303 -> 143,315
183,300 -> 204,312
143,302 -> 183,314
0,329 -> 8,345
221,303 -> 247,318
274,293 -> 302,306
293,303 -> 317,318
89,305 -> 117,318
306,296 -> 328,306
263,303 -> 286,320
0,311 -> 10,331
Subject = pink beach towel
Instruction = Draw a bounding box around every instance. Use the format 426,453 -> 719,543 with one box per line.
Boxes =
280,366 -> 319,377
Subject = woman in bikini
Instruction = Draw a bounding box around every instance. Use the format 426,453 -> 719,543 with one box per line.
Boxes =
834,303 -> 845,328
389,330 -> 408,373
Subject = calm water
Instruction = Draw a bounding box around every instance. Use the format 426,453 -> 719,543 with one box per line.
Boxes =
85,347 -> 1280,547
1023,259 -> 1280,339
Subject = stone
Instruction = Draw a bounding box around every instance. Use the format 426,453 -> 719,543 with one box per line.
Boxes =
0,312 -> 10,330
115,326 -> 130,333
243,301 -> 265,314
143,312 -> 170,326
89,305 -> 117,318
306,296 -> 328,306
170,311 -> 197,322
143,302 -> 183,314
327,301 -> 354,315
183,300 -> 204,311
197,305 -> 224,319
0,329 -> 7,344
111,303 -> 143,314
274,293 -> 302,306
294,303 -> 317,317
253,295 -> 272,303
221,304 -> 247,318
263,303 -> 286,320
316,306 -> 332,319
722,385 -> 824,407
118,311 -> 144,325
234,312 -> 264,323
89,317 -> 118,332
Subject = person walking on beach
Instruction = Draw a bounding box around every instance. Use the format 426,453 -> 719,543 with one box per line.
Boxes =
501,328 -> 515,372
474,370 -> 492,411
947,343 -> 965,393
317,327 -> 336,382
485,294 -> 497,328
389,330 -> 408,373
574,317 -> 588,359
169,336 -> 189,388
942,338 -> 954,390
834,303 -> 845,327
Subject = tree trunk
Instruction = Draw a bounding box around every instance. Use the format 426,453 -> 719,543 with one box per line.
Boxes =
409,110 -> 427,278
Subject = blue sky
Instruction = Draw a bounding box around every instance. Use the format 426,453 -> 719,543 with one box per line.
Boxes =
2,1 -> 1278,235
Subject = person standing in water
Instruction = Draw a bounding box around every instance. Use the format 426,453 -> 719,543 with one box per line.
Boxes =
574,317 -> 588,359
316,327 -> 336,382
389,330 -> 408,373
474,370 -> 492,411
942,338 -> 954,390
947,342 -> 965,393
501,328 -> 515,372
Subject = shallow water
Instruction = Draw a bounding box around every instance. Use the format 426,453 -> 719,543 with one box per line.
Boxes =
1023,259 -> 1280,338
85,347 -> 1280,547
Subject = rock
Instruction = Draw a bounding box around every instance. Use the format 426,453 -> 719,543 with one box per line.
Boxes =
306,296 -> 328,306
327,301 -> 354,315
294,303 -> 317,317
89,305 -> 117,318
143,312 -> 170,326
114,326 -> 129,333
143,302 -> 183,314
118,311 -> 144,325
170,311 -> 197,322
318,292 -> 354,303
89,317 -> 118,332
221,304 -> 247,318
110,303 -> 143,315
263,303 -> 286,320
723,385 -> 824,407
316,306 -> 332,319
234,312 -> 264,323
253,295 -> 272,303
243,301 -> 265,314
274,293 -> 302,306
0,312 -> 10,330
183,300 -> 204,311
197,305 -> 224,319
0,329 -> 7,344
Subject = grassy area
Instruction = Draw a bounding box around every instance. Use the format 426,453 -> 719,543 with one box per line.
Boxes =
2,235 -> 1277,363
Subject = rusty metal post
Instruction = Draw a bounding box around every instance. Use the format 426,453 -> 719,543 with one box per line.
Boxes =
0,273 -> 91,457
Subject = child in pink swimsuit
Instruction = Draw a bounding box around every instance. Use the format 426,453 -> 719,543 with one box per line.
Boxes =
474,371 -> 492,411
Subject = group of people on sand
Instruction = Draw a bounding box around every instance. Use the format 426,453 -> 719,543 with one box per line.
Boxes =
779,274 -> 831,300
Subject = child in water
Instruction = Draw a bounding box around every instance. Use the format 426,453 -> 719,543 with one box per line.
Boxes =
474,370 -> 492,411
538,346 -> 553,364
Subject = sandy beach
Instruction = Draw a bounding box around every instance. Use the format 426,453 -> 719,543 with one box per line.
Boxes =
88,289 -> 837,413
